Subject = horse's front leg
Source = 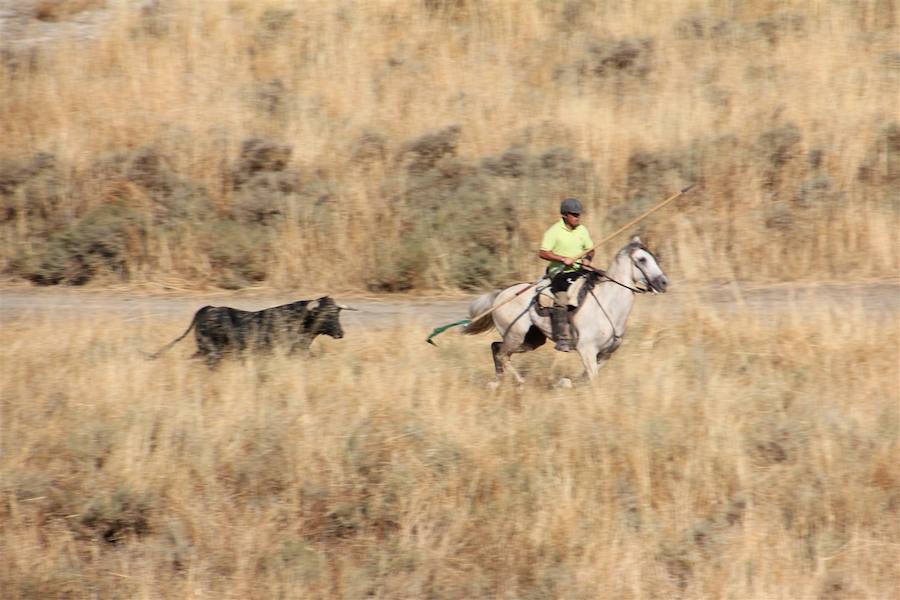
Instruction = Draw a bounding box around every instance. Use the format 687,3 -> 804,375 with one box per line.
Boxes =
593,353 -> 612,379
577,343 -> 601,382
578,334 -> 623,382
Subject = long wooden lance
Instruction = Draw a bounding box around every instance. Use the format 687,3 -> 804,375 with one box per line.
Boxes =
426,184 -> 696,344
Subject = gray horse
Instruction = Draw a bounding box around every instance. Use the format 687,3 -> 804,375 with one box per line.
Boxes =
463,236 -> 668,385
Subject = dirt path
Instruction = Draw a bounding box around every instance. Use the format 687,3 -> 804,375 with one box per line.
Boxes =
1,281 -> 897,330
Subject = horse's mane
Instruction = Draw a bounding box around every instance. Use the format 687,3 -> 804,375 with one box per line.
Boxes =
619,239 -> 652,258
575,270 -> 605,307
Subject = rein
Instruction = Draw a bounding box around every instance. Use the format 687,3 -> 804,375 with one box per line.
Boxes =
582,265 -> 650,294
588,286 -> 622,344
581,263 -> 651,347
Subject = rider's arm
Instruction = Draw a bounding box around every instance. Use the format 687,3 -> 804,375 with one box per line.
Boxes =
580,229 -> 595,267
539,250 -> 574,266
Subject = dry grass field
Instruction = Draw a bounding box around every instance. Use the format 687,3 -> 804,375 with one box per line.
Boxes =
1,302 -> 898,598
1,0 -> 899,598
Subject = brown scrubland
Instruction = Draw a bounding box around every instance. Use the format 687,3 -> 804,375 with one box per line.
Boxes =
1,1 -> 898,598
0,0 -> 897,291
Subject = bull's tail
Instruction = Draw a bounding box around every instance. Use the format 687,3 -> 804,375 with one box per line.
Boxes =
462,290 -> 501,335
144,307 -> 207,360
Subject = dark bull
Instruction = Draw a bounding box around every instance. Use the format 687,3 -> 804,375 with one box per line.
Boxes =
148,296 -> 353,367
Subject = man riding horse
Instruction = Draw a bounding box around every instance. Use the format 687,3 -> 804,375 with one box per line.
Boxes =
538,198 -> 594,352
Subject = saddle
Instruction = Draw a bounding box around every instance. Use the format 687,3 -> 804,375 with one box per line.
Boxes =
534,271 -> 599,314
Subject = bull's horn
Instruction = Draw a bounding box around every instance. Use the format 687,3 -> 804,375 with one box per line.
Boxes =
337,304 -> 359,311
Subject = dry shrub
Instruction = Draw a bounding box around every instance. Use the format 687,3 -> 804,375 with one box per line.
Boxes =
858,122 -> 900,190
348,130 -> 389,167
588,37 -> 654,80
397,125 -> 462,175
31,0 -> 106,22
231,138 -> 293,189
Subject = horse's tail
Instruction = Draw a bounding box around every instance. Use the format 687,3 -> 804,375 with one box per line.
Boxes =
462,291 -> 501,335
144,307 -> 206,360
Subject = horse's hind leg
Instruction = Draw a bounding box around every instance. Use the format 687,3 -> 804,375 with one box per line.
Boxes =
491,341 -> 523,384
491,341 -> 505,376
491,335 -> 531,385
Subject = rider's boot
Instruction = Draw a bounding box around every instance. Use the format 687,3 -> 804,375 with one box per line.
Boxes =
550,305 -> 572,352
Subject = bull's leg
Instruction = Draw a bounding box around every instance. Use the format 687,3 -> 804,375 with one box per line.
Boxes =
191,332 -> 224,369
289,335 -> 314,355
192,348 -> 222,369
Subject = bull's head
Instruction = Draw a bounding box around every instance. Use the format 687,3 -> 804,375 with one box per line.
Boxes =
308,296 -> 354,339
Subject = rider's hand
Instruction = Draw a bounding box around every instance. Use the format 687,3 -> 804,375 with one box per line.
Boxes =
561,257 -> 574,266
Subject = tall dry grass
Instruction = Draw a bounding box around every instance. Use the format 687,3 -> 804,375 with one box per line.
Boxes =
1,301 -> 897,598
1,0 -> 898,290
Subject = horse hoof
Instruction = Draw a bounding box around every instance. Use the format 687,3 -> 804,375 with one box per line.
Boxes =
487,380 -> 501,391
557,377 -> 573,389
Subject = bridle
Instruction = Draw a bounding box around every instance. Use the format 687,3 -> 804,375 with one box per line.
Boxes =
582,252 -> 657,295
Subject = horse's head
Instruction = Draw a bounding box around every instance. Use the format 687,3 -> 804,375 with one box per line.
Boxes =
625,235 -> 668,294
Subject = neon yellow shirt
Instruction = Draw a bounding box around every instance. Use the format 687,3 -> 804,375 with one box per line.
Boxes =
540,220 -> 594,275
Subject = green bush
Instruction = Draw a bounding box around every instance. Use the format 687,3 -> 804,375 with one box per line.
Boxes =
12,202 -> 145,285
0,152 -> 64,232
80,487 -> 153,544
204,219 -> 271,289
90,146 -> 213,227
380,129 -> 595,291
365,232 -> 430,292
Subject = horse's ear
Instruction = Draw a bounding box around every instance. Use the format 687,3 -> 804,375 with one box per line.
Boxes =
630,235 -> 642,244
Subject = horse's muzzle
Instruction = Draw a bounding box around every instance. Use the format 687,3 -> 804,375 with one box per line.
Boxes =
651,276 -> 668,294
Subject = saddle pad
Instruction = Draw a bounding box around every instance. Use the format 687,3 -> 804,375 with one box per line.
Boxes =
536,283 -> 555,308
536,275 -> 587,309
567,276 -> 587,308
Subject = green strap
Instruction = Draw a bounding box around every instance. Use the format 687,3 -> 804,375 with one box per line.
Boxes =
425,319 -> 472,345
